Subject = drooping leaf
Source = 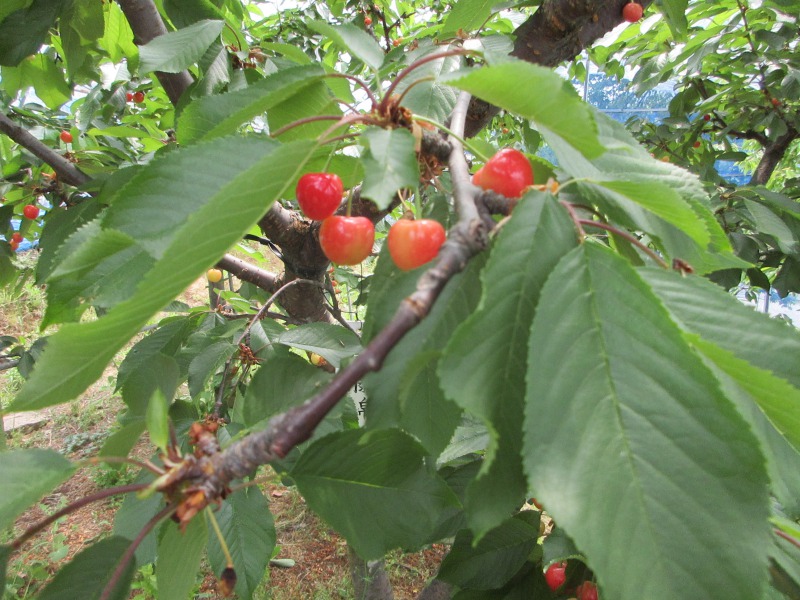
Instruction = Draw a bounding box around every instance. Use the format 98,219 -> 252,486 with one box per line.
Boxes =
145,389 -> 170,452
437,512 -> 539,590
292,429 -> 460,559
138,19 -> 224,74
156,517 -> 208,600
360,127 -> 420,210
0,0 -> 69,66
187,339 -> 237,397
659,0 -> 689,38
178,65 -> 326,144
12,137 -> 318,412
274,323 -> 361,369
0,449 -> 75,530
439,194 -> 577,536
524,243 -> 771,600
307,21 -> 384,71
207,487 -> 276,600
396,46 -> 463,123
36,536 -> 135,600
443,62 -> 605,158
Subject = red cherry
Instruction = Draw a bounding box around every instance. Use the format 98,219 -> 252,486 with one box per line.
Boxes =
11,232 -> 23,243
622,2 -> 643,22
771,98 -> 781,107
473,148 -> 533,198
132,91 -> 145,104
545,562 -> 567,591
22,204 -> 39,220
60,130 -> 73,143
319,216 -> 375,265
703,114 -> 711,121
364,16 -> 372,25
9,239 -> 19,251
387,219 -> 446,271
693,140 -> 702,148
296,173 -> 344,220
577,581 -> 599,600
126,92 -> 134,102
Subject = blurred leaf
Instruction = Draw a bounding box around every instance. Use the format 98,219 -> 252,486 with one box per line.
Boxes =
0,0 -> 68,66
275,323 -> 361,368
145,389 -> 170,452
139,19 -> 224,73
156,517 -> 208,600
360,127 -> 420,210
308,21 -> 384,71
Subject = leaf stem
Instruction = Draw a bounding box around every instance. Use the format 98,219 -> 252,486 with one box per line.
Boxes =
270,115 -> 344,139
206,506 -> 235,567
324,73 -> 379,110
578,219 -> 669,268
412,115 -> 488,162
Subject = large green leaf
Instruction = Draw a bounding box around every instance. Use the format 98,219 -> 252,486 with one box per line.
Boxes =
292,429 -> 460,559
156,517 -> 208,600
523,243 -> 771,600
397,46 -> 463,123
12,137 -> 318,411
267,79 -> 342,142
441,0 -> 499,37
36,536 -> 135,600
437,512 -> 539,590
138,19 -> 224,74
307,21 -> 384,71
659,0 -> 689,37
0,0 -> 68,66
443,62 -> 604,158
0,449 -> 75,530
207,487 -> 276,600
178,65 -> 326,144
274,322 -> 362,369
438,194 -> 577,536
360,127 -> 420,210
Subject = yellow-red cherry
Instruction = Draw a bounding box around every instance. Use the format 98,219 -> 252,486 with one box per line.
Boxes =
132,91 -> 145,104
364,16 -> 372,25
473,148 -> 533,198
387,219 -> 446,271
126,92 -> 134,102
296,173 -> 344,220
319,216 -> 375,265
60,130 -> 73,143
9,239 -> 19,251
11,232 -> 23,243
23,204 -> 39,219
622,2 -> 643,22
544,562 -> 567,591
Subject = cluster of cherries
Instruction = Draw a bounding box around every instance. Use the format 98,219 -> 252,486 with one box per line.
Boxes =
295,172 -> 447,271
296,146 -> 535,271
125,91 -> 146,104
545,561 -> 599,600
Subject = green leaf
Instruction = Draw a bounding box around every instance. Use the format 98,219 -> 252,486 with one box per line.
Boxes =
307,21 -> 384,71
0,545 -> 9,594
188,340 -> 237,397
397,47 -> 463,123
443,62 -> 604,158
0,449 -> 75,530
139,19 -> 224,74
13,137 -> 318,412
267,79 -> 342,142
360,127 -> 420,210
274,323 -> 361,369
292,429 -> 460,559
441,0 -> 499,37
177,64 -> 325,144
145,389 -> 170,452
439,194 -> 577,536
156,517 -> 208,600
242,354 -> 332,428
37,536 -> 135,600
589,179 -> 709,249
207,487 -> 276,599
98,419 -> 147,459
658,0 -> 689,38
745,199 -> 799,254
524,243 -> 771,600
437,512 -> 539,590
113,471 -> 162,565
121,353 -> 180,416
0,0 -> 68,66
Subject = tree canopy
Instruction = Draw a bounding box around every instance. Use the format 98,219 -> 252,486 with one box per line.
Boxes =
1,0 -> 800,599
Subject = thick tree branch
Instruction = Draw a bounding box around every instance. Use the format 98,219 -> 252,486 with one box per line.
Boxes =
749,128 -> 799,186
0,112 -> 91,188
115,0 -> 193,105
465,0 -> 657,136
216,254 -> 278,292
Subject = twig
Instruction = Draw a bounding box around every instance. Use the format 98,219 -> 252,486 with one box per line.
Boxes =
578,219 -> 668,268
775,528 -> 800,551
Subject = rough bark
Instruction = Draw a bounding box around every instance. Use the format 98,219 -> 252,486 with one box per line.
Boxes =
749,128 -> 799,186
348,546 -> 395,600
465,0 -> 657,136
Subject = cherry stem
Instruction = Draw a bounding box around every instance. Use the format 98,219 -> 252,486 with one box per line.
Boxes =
99,503 -> 176,600
206,506 -> 234,567
325,73 -> 379,109
775,528 -> 800,551
378,49 -> 476,115
577,219 -> 669,268
412,114 -> 488,162
270,115 -> 343,138
80,455 -> 164,475
223,23 -> 243,52
319,113 -> 369,145
11,483 -> 150,551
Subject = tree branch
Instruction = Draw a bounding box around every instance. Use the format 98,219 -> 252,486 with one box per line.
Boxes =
749,127 -> 799,186
216,254 -> 278,292
0,112 -> 90,188
115,0 -> 194,105
465,0 -> 657,136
